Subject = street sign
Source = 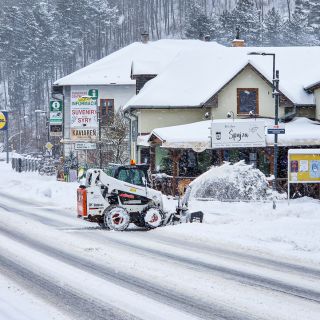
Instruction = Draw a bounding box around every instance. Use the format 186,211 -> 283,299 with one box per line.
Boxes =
0,111 -> 8,131
50,99 -> 63,124
50,100 -> 63,112
88,89 -> 99,99
75,142 -> 97,150
267,124 -> 285,134
50,124 -> 63,137
45,142 -> 53,150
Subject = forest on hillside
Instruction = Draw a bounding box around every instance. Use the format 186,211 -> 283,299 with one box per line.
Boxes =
0,0 -> 319,152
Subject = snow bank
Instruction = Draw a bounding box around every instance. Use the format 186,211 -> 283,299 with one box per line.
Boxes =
189,161 -> 282,201
0,157 -> 78,210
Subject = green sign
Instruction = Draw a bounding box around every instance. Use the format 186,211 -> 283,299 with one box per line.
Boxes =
88,89 -> 99,99
50,99 -> 63,124
50,100 -> 63,112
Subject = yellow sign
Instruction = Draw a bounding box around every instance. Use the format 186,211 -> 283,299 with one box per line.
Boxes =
45,142 -> 53,150
0,111 -> 8,130
288,150 -> 320,183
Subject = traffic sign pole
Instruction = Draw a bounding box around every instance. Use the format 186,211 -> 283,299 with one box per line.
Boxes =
6,129 -> 9,163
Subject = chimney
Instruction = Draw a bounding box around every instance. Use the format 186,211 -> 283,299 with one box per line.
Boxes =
232,27 -> 245,47
141,31 -> 149,44
204,35 -> 211,42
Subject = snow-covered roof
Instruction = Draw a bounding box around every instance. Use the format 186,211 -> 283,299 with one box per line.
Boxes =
125,46 -> 320,109
54,39 -> 223,86
142,117 -> 320,150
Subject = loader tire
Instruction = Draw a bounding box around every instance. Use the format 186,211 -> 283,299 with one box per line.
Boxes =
104,205 -> 130,231
142,206 -> 165,229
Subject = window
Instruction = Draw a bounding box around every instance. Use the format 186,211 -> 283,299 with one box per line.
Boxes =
237,88 -> 259,115
100,99 -> 114,125
117,168 -> 145,186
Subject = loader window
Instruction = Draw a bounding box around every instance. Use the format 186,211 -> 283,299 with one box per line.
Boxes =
117,168 -> 146,186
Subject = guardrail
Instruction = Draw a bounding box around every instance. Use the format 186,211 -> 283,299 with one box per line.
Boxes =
11,156 -> 58,176
11,157 -> 42,173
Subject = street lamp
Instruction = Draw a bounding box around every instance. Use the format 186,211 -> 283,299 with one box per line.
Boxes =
248,52 -> 280,209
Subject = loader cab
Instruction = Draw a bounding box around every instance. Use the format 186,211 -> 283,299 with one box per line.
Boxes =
104,164 -> 150,187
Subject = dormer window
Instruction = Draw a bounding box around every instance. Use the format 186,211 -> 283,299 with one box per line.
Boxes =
237,88 -> 259,115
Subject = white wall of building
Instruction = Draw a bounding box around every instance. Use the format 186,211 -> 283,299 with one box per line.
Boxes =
138,108 -> 208,134
212,66 -> 285,119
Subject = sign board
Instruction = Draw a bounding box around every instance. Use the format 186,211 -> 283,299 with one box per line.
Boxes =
45,142 -> 53,150
288,149 -> 320,183
70,88 -> 98,141
267,124 -> 285,134
211,121 -> 266,149
50,100 -> 63,124
75,142 -> 97,150
71,128 -> 97,141
50,124 -> 63,137
0,111 -> 8,131
71,89 -> 98,128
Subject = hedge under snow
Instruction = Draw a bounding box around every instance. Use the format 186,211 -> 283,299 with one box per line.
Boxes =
189,161 -> 279,201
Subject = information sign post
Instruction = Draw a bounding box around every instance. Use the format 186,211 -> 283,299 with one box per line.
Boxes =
287,149 -> 320,203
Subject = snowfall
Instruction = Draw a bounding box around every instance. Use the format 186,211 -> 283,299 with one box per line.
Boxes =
0,152 -> 320,320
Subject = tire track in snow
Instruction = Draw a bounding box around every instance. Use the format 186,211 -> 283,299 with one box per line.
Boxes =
121,232 -> 320,279
2,190 -> 320,281
83,231 -> 320,304
0,254 -> 139,320
1,192 -> 320,307
0,225 -> 255,320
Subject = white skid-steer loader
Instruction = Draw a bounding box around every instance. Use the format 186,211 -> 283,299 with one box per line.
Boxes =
77,163 -> 203,231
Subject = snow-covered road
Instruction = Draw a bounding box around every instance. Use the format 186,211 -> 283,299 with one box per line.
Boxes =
1,160 -> 320,319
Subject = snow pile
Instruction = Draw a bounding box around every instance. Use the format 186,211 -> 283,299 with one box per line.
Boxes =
0,156 -> 78,210
189,161 -> 280,201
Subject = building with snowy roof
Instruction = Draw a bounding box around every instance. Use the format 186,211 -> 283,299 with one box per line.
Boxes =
52,35 -> 223,159
123,41 -> 320,194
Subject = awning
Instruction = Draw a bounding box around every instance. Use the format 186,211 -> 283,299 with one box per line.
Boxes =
137,117 -> 320,151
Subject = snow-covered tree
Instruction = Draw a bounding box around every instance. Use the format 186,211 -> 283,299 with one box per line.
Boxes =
308,0 -> 320,40
294,0 -> 310,17
232,0 -> 262,46
218,10 -> 235,44
185,1 -> 214,40
263,7 -> 284,46
283,1 -> 316,46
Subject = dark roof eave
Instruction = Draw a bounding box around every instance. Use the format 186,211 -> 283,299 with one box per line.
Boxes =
131,73 -> 158,80
304,81 -> 320,92
295,103 -> 316,107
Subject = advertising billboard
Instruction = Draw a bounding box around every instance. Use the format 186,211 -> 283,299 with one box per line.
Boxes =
288,149 -> 320,183
0,111 -> 8,131
211,120 -> 266,149
70,88 -> 98,141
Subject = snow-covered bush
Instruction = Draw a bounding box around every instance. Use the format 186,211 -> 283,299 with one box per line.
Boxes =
189,161 -> 277,201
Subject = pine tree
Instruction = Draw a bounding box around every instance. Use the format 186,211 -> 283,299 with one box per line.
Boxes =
231,0 -> 262,46
282,12 -> 315,46
185,1 -> 213,39
294,0 -> 310,17
263,7 -> 284,46
218,10 -> 235,45
308,0 -> 320,41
